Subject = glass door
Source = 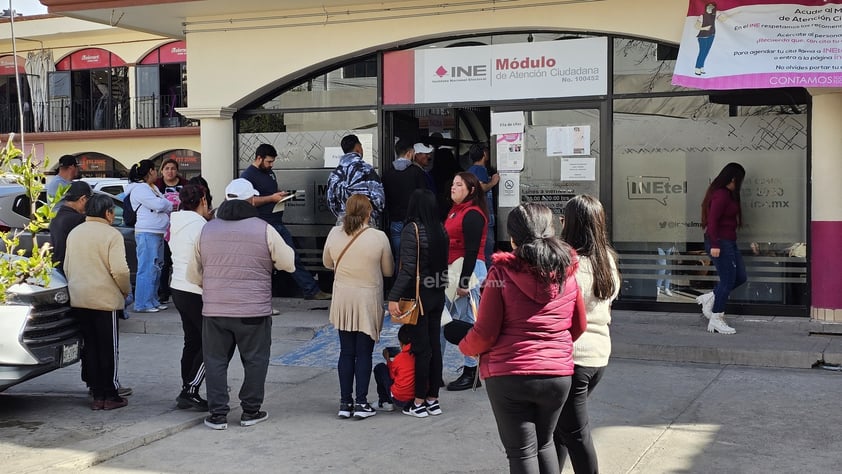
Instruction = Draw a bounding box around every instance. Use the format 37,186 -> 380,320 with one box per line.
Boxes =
493,105 -> 603,242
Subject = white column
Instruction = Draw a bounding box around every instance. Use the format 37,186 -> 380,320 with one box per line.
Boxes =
808,91 -> 842,321
174,107 -> 236,202
127,65 -> 137,130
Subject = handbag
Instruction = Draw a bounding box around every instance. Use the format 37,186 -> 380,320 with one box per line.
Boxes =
392,223 -> 423,325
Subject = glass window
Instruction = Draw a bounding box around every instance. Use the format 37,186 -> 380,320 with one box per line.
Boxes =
238,109 -> 379,169
258,56 -> 378,109
614,38 -> 694,95
612,96 -> 808,307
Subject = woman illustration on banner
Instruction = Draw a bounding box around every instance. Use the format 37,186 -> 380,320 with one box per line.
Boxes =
696,162 -> 747,335
694,2 -> 730,76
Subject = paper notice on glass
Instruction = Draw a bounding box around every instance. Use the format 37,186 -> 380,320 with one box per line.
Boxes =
358,133 -> 374,165
561,157 -> 595,181
547,126 -> 591,156
491,111 -> 525,135
496,133 -> 524,171
498,172 -> 521,208
323,147 -> 344,168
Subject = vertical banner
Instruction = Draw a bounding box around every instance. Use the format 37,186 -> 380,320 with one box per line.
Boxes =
673,0 -> 842,90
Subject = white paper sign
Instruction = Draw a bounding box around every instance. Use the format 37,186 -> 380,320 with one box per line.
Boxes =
491,111 -> 525,135
547,126 -> 591,156
358,133 -> 374,166
498,172 -> 521,207
561,158 -> 595,181
323,147 -> 344,168
496,133 -> 524,171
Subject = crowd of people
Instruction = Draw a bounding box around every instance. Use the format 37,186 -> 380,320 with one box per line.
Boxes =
48,141 -> 744,473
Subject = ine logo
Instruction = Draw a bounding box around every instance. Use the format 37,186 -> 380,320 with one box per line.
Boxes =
434,64 -> 488,79
627,176 -> 687,206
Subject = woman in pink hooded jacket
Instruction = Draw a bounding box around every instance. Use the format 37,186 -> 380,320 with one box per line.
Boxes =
459,203 -> 586,474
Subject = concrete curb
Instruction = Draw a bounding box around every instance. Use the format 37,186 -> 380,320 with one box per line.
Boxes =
612,342 -> 824,368
13,409 -> 208,473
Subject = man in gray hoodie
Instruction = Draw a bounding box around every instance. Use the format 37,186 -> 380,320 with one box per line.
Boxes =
382,139 -> 429,258
187,178 -> 295,430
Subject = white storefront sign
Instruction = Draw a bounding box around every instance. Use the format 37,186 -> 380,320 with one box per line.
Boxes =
403,38 -> 607,104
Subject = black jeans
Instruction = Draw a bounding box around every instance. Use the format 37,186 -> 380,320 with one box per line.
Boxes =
403,288 -> 445,400
337,330 -> 375,404
158,241 -> 173,301
485,374 -> 572,474
554,365 -> 605,474
373,362 -> 411,408
172,289 -> 205,390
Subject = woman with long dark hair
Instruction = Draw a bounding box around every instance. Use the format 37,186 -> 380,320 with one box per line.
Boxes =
388,189 -> 449,417
127,159 -> 173,313
169,184 -> 213,411
555,194 -> 620,473
696,162 -> 747,334
444,171 -> 489,391
459,203 -> 586,473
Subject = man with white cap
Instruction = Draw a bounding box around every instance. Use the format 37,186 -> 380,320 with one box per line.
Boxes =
413,142 -> 437,191
187,178 -> 295,430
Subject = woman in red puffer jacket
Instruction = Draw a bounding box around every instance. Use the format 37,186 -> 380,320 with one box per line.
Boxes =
459,203 -> 585,474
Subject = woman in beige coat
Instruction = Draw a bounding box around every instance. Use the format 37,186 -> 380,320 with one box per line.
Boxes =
323,194 -> 394,420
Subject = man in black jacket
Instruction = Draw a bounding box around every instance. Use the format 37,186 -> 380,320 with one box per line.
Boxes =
49,181 -> 91,275
382,139 -> 428,259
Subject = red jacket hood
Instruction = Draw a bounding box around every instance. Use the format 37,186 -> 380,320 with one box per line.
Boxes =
489,251 -> 578,305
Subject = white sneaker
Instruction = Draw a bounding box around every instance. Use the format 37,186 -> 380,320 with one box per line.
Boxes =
695,292 -> 714,319
707,313 -> 736,334
663,288 -> 674,297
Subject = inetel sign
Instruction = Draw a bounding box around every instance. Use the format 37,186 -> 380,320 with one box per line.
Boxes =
402,37 -> 607,105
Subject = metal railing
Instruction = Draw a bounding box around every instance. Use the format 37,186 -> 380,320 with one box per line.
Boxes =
135,95 -> 189,129
0,97 -> 193,134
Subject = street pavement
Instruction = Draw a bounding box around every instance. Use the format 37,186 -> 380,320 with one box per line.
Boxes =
1,298 -> 841,473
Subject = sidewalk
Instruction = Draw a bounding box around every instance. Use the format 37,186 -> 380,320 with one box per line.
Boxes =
124,297 -> 842,369
4,298 -> 842,473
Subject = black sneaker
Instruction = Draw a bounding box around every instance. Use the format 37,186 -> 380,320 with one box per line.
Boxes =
337,403 -> 354,419
425,400 -> 442,416
240,410 -> 269,427
352,402 -> 377,419
176,391 -> 209,411
204,414 -> 228,430
402,402 -> 428,418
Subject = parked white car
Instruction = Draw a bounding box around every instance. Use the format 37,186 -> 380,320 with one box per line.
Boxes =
0,264 -> 79,392
79,177 -> 129,197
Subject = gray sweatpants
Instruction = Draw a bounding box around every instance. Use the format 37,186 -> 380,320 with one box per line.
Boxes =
202,316 -> 272,415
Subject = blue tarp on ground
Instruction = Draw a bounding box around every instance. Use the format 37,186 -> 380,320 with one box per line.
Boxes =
271,313 -> 465,373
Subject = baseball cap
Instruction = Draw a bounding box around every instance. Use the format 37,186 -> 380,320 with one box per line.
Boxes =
58,155 -> 79,167
65,181 -> 92,202
413,143 -> 434,154
225,178 -> 259,201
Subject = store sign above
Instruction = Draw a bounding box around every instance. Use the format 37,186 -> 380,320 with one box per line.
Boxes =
384,38 -> 608,105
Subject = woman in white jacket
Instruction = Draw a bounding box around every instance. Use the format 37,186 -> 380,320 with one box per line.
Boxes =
128,159 -> 173,313
169,184 -> 212,410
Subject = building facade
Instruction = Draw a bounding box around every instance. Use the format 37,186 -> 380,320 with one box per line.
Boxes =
0,15 -> 200,177
28,0 -> 842,318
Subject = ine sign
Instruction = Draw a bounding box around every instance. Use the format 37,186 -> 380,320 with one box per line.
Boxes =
384,38 -> 608,105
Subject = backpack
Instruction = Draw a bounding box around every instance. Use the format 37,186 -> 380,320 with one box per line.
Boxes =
123,192 -> 141,227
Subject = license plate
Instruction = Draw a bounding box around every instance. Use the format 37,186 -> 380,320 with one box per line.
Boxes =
61,342 -> 79,366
